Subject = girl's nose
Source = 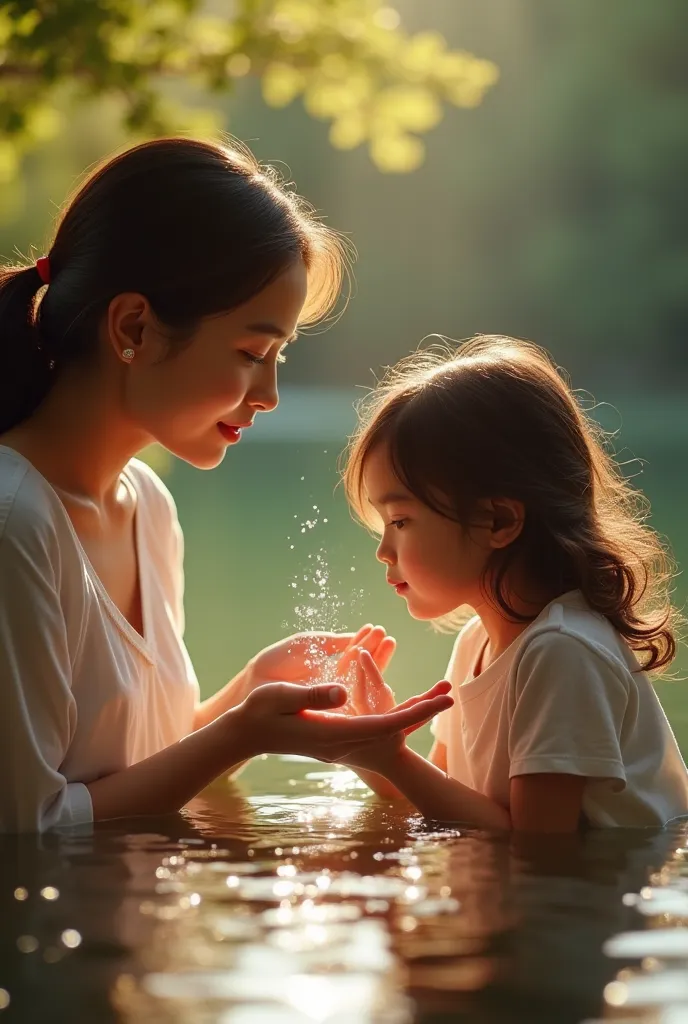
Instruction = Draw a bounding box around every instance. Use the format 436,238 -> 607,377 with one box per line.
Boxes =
376,537 -> 395,565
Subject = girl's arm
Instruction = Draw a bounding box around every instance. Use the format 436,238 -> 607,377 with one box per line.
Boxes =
509,774 -> 585,832
346,743 -> 512,830
354,738 -> 448,802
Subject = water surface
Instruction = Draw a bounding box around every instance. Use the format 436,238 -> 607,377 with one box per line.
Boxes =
2,757 -> 686,1024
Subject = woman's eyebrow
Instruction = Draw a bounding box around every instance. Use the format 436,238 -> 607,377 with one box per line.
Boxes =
245,322 -> 298,343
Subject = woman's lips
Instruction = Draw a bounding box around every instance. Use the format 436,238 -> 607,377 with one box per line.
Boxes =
218,422 -> 250,443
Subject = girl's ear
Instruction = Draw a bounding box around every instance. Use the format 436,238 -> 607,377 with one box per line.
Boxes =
488,498 -> 524,549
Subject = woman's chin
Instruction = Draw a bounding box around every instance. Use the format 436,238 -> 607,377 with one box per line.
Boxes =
164,439 -> 229,471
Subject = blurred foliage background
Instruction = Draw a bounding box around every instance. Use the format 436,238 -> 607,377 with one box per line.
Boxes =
2,0 -> 687,750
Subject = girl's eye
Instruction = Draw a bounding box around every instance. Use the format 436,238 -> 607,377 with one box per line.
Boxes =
390,518 -> 407,530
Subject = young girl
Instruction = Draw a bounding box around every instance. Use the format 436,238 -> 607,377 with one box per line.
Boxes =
340,335 -> 688,832
0,137 -> 451,833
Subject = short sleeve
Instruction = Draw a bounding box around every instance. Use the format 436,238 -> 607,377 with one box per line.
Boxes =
508,631 -> 629,785
0,500 -> 92,833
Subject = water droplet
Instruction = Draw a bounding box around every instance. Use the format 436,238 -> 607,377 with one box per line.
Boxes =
13,887 -> 28,901
40,887 -> 59,901
60,929 -> 82,949
0,988 -> 10,1010
17,935 -> 39,954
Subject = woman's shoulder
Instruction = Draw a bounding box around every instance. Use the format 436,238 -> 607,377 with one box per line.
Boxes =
0,446 -> 71,551
124,456 -> 179,521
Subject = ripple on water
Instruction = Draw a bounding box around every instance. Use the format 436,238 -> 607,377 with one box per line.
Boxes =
602,838 -> 688,1023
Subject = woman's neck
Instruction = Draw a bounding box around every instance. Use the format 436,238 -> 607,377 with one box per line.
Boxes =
0,364 -> 151,504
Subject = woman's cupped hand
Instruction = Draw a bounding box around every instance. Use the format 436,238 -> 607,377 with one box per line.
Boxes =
233,677 -> 452,765
243,624 -> 396,698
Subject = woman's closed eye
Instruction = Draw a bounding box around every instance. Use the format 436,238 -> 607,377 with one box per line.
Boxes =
241,350 -> 287,366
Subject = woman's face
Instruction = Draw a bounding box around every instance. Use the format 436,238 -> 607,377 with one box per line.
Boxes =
113,261 -> 308,468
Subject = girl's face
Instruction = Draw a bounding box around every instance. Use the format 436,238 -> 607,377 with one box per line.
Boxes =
111,261 -> 308,468
363,445 -> 493,620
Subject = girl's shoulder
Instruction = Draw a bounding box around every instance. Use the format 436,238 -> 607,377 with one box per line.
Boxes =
514,591 -> 639,692
447,614 -> 486,678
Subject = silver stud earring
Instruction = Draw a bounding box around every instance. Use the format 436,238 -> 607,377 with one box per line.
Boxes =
122,348 -> 135,362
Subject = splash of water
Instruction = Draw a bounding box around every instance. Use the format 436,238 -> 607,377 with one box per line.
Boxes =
284,490 -> 365,701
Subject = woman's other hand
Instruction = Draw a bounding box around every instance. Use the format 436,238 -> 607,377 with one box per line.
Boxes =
244,623 -> 396,695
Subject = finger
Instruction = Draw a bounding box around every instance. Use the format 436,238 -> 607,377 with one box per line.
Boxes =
372,635 -> 396,674
353,656 -> 368,712
359,649 -> 386,687
304,631 -> 360,656
359,624 -> 387,661
310,694 -> 453,739
358,649 -> 396,711
337,625 -> 374,675
267,681 -> 348,713
393,681 -> 452,713
382,694 -> 453,733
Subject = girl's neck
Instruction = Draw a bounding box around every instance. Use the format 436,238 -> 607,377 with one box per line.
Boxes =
473,580 -> 560,670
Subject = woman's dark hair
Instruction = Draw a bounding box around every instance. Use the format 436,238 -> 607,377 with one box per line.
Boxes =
0,137 -> 348,433
344,336 -> 679,673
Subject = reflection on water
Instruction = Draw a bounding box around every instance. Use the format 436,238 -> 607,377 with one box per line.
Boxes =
1,757 -> 687,1024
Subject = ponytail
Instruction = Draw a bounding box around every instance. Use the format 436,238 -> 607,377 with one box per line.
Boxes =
0,263 -> 54,433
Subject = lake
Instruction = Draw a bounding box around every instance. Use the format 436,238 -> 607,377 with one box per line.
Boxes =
1,389 -> 686,1023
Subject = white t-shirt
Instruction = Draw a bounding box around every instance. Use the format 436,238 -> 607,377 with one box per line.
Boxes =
0,446 -> 199,833
432,591 -> 688,827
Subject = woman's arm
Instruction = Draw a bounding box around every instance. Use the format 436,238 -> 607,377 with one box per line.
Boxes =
87,709 -> 252,821
192,666 -> 248,732
88,681 -> 454,823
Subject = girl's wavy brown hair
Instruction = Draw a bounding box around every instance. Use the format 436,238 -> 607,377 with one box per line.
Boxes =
343,335 -> 679,673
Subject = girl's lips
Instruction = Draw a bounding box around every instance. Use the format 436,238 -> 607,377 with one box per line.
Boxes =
389,581 -> 409,595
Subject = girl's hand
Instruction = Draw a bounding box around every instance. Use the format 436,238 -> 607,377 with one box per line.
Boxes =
335,679 -> 454,772
337,650 -> 452,772
234,679 -> 452,764
349,648 -> 397,716
244,624 -> 396,696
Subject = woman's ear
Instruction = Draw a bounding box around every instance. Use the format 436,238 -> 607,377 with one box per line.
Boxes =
106,292 -> 165,364
488,498 -> 524,549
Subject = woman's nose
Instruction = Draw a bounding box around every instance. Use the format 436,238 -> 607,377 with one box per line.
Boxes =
248,367 -> 279,413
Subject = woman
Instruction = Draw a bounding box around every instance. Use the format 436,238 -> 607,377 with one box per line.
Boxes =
0,137 -> 452,832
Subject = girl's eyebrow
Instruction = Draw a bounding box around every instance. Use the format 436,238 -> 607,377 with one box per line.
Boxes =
368,491 -> 414,505
245,322 -> 298,343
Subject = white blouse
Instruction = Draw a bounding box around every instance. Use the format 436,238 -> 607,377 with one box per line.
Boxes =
0,446 -> 199,832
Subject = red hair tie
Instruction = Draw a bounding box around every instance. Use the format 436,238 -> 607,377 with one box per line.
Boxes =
35,256 -> 51,285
